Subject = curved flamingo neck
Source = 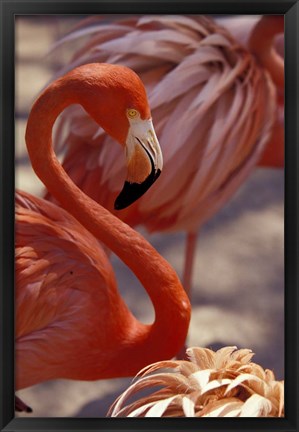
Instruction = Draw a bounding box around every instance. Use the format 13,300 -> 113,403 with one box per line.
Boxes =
250,17 -> 284,169
249,16 -> 284,89
25,69 -> 190,371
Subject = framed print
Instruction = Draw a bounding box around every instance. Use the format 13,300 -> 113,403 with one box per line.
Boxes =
1,0 -> 298,431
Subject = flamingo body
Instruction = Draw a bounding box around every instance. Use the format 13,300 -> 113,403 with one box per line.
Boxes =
16,190 -> 128,388
16,63 -> 190,392
49,15 -> 278,234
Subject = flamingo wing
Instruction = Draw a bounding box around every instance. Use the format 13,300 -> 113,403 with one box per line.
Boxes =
15,190 -> 122,388
49,15 -> 276,233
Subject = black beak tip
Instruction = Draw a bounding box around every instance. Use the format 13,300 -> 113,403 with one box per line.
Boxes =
114,169 -> 161,210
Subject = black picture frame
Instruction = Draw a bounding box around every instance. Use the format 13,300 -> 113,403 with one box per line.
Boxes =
1,0 -> 298,431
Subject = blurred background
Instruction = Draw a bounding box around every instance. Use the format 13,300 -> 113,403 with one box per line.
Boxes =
15,15 -> 284,417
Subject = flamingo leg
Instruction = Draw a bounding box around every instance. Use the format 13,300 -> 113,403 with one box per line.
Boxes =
176,231 -> 198,359
182,231 -> 198,300
15,395 -> 32,413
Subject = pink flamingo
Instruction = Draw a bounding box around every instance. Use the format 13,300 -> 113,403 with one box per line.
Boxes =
249,16 -> 284,168
46,15 -> 283,301
15,63 -> 190,410
218,15 -> 284,168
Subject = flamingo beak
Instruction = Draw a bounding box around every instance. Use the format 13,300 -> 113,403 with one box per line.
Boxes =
114,119 -> 163,210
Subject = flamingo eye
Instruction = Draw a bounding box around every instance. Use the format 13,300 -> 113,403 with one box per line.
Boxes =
127,109 -> 139,119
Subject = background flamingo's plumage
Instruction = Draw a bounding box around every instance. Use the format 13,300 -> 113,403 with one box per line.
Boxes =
48,15 -> 276,233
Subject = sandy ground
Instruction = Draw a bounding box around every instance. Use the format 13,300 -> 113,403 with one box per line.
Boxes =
15,16 -> 284,417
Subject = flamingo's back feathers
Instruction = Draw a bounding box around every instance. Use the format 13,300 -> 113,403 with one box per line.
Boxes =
16,190 -> 133,388
49,15 -> 277,233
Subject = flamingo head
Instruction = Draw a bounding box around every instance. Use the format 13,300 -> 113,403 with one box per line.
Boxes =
76,63 -> 163,210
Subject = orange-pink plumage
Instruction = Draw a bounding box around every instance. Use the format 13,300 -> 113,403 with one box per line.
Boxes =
15,63 -> 190,410
46,15 -> 283,297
